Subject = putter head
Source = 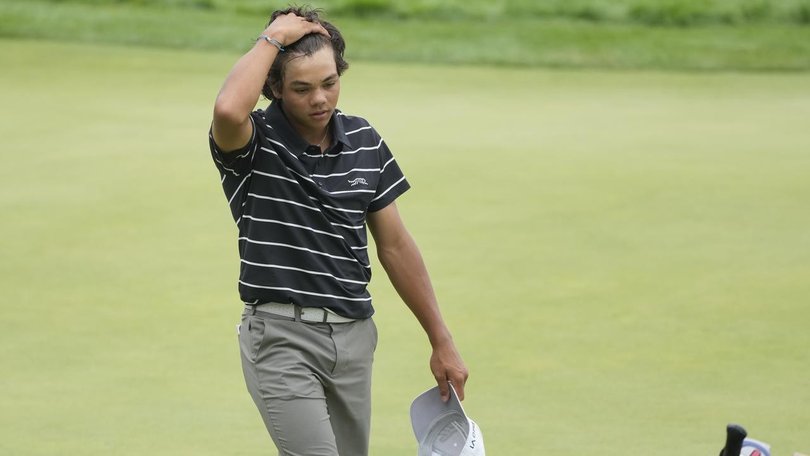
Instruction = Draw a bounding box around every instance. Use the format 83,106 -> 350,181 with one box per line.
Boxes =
720,424 -> 747,456
718,424 -> 773,456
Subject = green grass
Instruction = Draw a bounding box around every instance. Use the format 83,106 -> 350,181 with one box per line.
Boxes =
16,0 -> 810,24
1,39 -> 810,454
2,0 -> 810,70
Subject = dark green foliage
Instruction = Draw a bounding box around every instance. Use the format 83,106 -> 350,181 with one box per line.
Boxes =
795,0 -> 810,24
331,0 -> 399,18
740,0 -> 773,22
2,0 -> 809,70
15,0 -> 810,25
628,2 -> 703,27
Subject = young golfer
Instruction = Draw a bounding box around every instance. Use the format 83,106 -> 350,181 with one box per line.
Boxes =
208,7 -> 468,455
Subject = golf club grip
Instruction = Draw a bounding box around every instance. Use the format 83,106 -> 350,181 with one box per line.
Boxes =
723,424 -> 747,456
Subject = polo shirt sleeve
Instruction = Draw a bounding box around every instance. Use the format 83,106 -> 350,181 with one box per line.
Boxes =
368,136 -> 410,212
208,114 -> 259,178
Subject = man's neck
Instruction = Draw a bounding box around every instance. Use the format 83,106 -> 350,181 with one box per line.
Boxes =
281,104 -> 328,146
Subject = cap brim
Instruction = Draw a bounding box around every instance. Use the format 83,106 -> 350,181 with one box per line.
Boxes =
410,385 -> 467,444
411,385 -> 486,456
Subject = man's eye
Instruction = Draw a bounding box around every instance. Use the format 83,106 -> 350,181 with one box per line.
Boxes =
295,88 -> 308,94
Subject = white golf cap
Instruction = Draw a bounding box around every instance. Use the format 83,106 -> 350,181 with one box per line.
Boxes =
410,385 -> 485,456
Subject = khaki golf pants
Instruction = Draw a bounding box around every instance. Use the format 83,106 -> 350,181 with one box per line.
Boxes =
238,309 -> 378,456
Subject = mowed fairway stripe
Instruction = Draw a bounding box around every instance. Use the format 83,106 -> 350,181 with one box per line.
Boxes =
1,39 -> 809,455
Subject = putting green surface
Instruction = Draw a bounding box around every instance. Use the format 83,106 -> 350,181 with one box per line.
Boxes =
1,39 -> 809,454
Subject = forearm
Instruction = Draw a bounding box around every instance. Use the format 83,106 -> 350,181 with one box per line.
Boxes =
213,38 -> 280,125
369,203 -> 468,399
212,13 -> 328,141
378,232 -> 452,348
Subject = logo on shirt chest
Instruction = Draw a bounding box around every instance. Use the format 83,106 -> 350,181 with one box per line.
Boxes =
348,177 -> 369,187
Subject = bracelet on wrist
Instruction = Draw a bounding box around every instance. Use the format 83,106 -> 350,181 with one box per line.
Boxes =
257,35 -> 285,52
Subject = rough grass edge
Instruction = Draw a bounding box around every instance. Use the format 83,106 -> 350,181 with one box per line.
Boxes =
15,0 -> 810,25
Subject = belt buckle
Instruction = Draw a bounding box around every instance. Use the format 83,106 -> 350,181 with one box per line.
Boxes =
300,307 -> 333,323
299,306 -> 318,323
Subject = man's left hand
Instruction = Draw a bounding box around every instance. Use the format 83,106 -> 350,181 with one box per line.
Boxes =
430,340 -> 469,402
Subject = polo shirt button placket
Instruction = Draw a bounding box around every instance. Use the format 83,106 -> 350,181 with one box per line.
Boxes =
313,151 -> 326,189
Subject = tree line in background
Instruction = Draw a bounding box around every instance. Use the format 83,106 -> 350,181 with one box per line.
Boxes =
38,0 -> 810,26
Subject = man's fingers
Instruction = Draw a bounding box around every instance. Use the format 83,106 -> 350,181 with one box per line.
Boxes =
435,375 -> 450,402
313,22 -> 331,37
431,355 -> 448,401
436,372 -> 467,402
292,13 -> 330,37
451,377 -> 466,401
268,13 -> 330,44
448,370 -> 467,401
430,344 -> 469,403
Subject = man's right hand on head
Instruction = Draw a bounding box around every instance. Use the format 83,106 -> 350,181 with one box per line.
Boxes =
264,12 -> 330,49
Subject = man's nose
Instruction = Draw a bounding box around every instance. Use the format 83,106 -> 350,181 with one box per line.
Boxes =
311,88 -> 327,105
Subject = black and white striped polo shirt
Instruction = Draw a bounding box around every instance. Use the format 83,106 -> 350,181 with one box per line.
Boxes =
209,101 -> 410,319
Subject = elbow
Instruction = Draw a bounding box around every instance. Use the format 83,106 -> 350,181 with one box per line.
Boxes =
213,96 -> 248,128
376,245 -> 398,271
376,247 -> 391,268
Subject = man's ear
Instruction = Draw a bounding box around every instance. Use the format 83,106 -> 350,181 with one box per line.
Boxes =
271,80 -> 282,100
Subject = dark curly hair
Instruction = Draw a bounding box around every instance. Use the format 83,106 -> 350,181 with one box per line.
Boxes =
262,6 -> 349,101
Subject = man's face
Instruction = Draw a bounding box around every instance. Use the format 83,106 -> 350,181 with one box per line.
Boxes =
273,46 -> 340,138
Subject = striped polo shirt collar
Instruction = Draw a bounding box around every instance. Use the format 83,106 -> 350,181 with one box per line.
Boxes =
266,101 -> 351,155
